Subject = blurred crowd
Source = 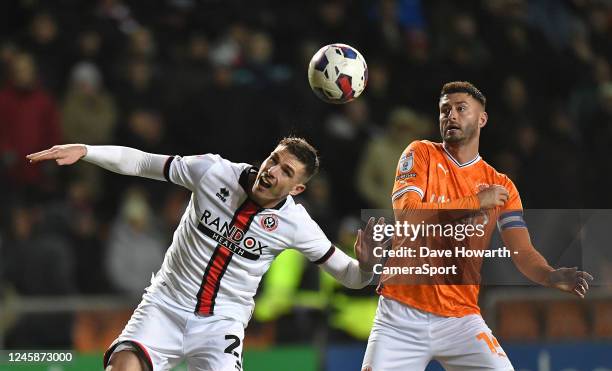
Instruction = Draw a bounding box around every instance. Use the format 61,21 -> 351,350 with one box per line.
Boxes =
0,0 -> 611,349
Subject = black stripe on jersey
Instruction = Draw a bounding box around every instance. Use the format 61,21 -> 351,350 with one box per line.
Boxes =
163,156 -> 175,182
313,245 -> 335,265
238,167 -> 255,190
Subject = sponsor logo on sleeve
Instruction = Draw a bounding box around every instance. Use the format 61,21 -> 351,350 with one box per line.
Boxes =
396,173 -> 417,181
399,151 -> 414,173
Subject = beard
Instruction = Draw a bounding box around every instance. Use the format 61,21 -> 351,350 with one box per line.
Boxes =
441,121 -> 478,143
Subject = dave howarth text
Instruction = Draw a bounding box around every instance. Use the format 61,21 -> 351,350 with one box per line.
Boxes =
373,246 -> 512,258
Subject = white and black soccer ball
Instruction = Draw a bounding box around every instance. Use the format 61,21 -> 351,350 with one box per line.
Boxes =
307,43 -> 368,104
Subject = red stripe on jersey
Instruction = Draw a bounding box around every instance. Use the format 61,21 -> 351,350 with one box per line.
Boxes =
197,246 -> 232,314
234,201 -> 260,230
196,199 -> 261,315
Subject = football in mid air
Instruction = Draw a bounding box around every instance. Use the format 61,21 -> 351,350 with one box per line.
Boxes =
307,43 -> 368,104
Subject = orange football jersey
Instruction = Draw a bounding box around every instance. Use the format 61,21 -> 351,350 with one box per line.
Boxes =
381,140 -> 523,317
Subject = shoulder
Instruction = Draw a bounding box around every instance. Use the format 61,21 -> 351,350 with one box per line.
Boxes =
405,139 -> 437,150
281,198 -> 322,230
481,159 -> 518,190
402,140 -> 442,156
281,197 -> 314,221
193,154 -> 249,173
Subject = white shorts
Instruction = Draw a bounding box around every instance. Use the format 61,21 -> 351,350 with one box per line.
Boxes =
362,296 -> 514,371
104,291 -> 244,371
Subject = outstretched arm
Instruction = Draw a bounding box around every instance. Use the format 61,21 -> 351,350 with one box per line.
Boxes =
27,144 -> 169,181
319,217 -> 385,289
502,227 -> 593,298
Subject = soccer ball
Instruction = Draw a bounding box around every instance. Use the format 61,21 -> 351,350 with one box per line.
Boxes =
307,43 -> 368,104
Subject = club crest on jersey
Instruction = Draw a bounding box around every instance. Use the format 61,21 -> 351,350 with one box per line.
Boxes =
260,214 -> 278,232
399,151 -> 414,173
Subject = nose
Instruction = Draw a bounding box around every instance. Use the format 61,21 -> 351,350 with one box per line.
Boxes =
446,107 -> 458,121
266,164 -> 280,178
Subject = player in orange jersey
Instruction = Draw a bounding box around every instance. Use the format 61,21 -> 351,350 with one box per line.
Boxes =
361,81 -> 593,371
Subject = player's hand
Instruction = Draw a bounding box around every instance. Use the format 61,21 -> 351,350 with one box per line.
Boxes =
547,267 -> 594,299
477,185 -> 509,209
354,217 -> 387,272
26,144 -> 87,166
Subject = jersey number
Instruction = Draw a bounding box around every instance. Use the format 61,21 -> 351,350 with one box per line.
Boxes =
224,335 -> 242,370
476,332 -> 506,357
224,335 -> 241,357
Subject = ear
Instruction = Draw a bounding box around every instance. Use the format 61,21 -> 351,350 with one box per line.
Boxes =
478,111 -> 488,129
289,183 -> 306,196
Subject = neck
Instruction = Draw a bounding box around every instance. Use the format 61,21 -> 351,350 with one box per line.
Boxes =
443,139 -> 479,164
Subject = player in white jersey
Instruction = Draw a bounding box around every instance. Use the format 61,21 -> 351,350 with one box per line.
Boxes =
27,137 -> 382,371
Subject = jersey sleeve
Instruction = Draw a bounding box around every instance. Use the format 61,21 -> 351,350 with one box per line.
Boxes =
497,175 -> 526,231
391,141 -> 429,202
165,154 -> 222,191
291,214 -> 334,264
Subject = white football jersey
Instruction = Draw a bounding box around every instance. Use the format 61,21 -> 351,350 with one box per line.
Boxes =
148,154 -> 333,326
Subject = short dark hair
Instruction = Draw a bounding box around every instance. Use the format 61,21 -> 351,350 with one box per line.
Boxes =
440,81 -> 486,108
277,136 -> 319,181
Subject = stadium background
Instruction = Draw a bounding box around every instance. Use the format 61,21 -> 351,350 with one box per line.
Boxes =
0,0 -> 611,370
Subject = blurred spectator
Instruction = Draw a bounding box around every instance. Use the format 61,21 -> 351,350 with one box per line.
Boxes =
19,12 -> 66,93
309,1 -> 361,44
114,59 -> 163,114
0,52 -> 61,190
295,172 -> 339,238
357,107 -> 430,209
570,56 -> 610,121
486,75 -> 536,154
124,27 -> 158,62
481,4 -> 556,97
365,61 -> 393,123
586,4 -> 612,61
118,108 -> 168,153
322,99 -> 377,215
365,0 -> 427,56
210,22 -> 250,68
105,187 -> 166,296
438,12 -> 490,83
95,0 -> 140,35
392,30 -> 441,115
69,29 -> 113,78
62,62 -> 117,196
528,0 -> 576,51
62,62 -> 117,144
234,31 -> 291,89
4,205 -> 76,295
3,204 -> 75,347
0,40 -> 18,83
166,32 -> 212,110
43,180 -> 108,294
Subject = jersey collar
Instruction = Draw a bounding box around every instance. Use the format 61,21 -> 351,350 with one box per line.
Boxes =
442,145 -> 481,168
239,167 -> 287,210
